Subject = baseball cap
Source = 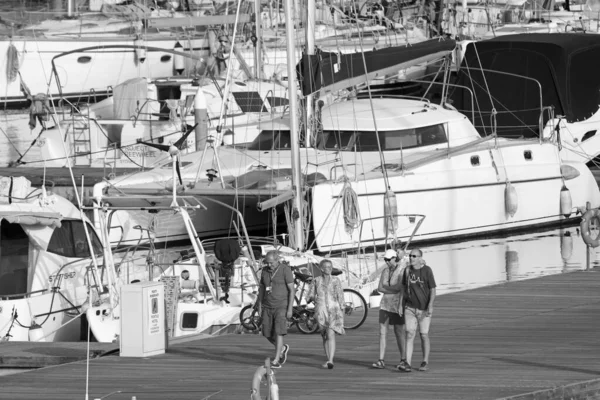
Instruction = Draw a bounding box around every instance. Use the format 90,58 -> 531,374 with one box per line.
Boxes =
383,249 -> 397,259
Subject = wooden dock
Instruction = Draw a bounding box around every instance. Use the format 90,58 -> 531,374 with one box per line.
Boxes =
1,268 -> 600,400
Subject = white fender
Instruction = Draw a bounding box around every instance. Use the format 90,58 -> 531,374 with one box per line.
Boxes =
174,41 -> 185,75
383,190 -> 398,235
134,38 -> 146,64
194,86 -> 209,151
560,185 -> 572,217
504,182 -> 518,218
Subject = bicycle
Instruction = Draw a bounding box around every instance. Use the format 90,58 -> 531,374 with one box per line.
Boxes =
240,266 -> 368,332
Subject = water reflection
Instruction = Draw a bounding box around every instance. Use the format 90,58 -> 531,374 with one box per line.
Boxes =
417,226 -> 600,296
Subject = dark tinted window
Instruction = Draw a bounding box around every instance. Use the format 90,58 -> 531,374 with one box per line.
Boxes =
247,130 -> 292,150
47,220 -> 103,258
0,221 -> 29,296
321,124 -> 446,151
267,96 -> 289,108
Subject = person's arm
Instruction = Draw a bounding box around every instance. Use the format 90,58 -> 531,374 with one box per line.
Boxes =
286,282 -> 295,319
426,288 -> 436,317
426,267 -> 437,317
255,276 -> 265,311
377,269 -> 399,294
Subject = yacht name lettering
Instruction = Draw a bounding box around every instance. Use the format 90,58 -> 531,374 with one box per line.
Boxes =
122,145 -> 156,158
49,272 -> 76,282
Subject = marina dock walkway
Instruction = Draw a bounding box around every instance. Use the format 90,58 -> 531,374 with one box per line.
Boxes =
1,268 -> 600,400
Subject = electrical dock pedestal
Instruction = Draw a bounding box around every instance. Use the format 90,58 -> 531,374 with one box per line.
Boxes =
120,282 -> 166,357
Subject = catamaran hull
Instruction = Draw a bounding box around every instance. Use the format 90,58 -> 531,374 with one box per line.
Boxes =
311,145 -> 600,252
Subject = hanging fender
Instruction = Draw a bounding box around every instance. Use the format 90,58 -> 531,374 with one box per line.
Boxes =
173,41 -> 185,75
250,365 -> 279,400
580,209 -> 600,248
559,185 -> 572,218
504,182 -> 518,218
383,190 -> 398,236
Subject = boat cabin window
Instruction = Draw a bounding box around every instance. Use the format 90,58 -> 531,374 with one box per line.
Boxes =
232,92 -> 268,113
320,124 -> 447,151
0,221 -> 29,296
47,220 -> 103,258
267,96 -> 289,108
247,130 -> 292,150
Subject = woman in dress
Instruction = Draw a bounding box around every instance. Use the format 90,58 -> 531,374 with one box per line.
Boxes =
307,259 -> 345,369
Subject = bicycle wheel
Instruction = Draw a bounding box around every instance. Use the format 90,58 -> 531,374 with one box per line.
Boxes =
343,288 -> 368,329
240,304 -> 261,331
296,309 -> 319,334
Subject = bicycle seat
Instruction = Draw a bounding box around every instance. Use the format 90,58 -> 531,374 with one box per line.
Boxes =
293,271 -> 313,283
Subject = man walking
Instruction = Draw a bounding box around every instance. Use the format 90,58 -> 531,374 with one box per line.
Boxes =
400,248 -> 436,372
256,250 -> 294,368
372,249 -> 406,370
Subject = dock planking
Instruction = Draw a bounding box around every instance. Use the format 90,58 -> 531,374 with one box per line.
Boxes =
1,269 -> 600,400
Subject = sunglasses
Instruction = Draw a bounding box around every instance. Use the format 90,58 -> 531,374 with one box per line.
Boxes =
409,255 -> 420,258
384,258 -> 393,261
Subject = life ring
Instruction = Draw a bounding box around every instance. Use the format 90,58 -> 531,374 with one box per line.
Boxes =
250,365 -> 279,400
580,209 -> 600,248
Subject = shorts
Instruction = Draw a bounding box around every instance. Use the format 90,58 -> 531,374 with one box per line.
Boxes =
379,309 -> 404,325
404,306 -> 431,334
261,306 -> 288,338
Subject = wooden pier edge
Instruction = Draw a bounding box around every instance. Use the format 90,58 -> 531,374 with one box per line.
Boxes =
498,378 -> 600,400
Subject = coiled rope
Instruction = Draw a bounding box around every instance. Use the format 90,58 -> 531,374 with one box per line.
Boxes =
342,179 -> 360,234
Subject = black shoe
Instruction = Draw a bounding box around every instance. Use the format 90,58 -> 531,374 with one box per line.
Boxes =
279,344 -> 290,365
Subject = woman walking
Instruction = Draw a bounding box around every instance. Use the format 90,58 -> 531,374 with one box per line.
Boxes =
307,259 -> 345,369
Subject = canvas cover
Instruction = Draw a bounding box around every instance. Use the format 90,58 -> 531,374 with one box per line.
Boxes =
451,34 -> 600,138
298,38 -> 456,96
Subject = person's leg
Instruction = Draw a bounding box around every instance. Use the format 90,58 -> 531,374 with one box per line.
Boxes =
322,330 -> 329,360
262,308 -> 276,346
378,310 -> 389,361
327,328 -> 336,364
404,308 -> 418,368
274,334 -> 284,362
419,314 -> 432,366
393,324 -> 404,361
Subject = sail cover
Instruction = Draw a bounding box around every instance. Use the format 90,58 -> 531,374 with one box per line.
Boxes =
297,38 -> 456,96
452,34 -> 600,138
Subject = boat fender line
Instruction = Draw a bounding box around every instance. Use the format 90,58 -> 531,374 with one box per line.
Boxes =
560,184 -> 573,217
504,182 -> 518,218
580,209 -> 600,248
250,365 -> 279,400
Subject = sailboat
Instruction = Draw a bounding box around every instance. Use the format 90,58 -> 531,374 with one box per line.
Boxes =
0,176 -> 118,342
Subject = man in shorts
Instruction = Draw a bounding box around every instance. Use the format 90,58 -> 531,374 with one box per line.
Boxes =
400,248 -> 436,372
256,250 -> 294,368
372,249 -> 406,370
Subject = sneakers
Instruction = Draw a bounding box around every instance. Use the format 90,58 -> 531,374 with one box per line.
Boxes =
418,361 -> 429,372
270,360 -> 282,369
395,360 -> 409,372
279,344 -> 290,365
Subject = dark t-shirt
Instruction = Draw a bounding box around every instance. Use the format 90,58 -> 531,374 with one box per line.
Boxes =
260,264 -> 294,309
402,265 -> 436,311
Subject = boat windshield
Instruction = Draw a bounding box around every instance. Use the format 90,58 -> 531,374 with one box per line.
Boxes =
319,124 -> 447,151
247,130 -> 292,150
47,220 -> 104,258
0,221 -> 29,296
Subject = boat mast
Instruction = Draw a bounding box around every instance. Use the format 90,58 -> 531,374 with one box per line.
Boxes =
284,0 -> 305,251
254,0 -> 264,79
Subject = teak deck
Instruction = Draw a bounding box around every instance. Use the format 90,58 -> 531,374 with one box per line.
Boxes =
1,269 -> 600,400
